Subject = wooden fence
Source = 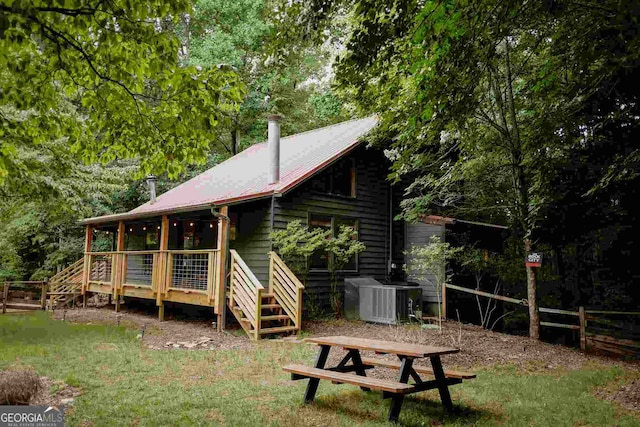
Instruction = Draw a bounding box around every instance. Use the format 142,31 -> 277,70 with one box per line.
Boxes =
444,283 -> 640,357
1,281 -> 48,314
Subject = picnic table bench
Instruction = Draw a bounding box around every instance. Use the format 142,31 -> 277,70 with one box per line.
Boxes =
283,336 -> 474,423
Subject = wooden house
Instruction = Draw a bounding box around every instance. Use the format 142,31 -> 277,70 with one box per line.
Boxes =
49,116 -> 473,339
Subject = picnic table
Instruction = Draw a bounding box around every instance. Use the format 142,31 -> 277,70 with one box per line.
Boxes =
283,336 -> 475,423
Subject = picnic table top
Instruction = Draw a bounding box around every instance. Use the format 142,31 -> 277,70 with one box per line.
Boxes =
304,335 -> 460,358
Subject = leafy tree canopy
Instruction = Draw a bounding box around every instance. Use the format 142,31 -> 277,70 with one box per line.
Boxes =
0,0 -> 245,182
286,0 -> 640,335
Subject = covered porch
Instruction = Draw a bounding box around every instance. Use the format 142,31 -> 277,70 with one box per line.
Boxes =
80,207 -> 229,326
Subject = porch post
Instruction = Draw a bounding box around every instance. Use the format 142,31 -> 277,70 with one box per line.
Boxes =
157,215 -> 169,321
114,221 -> 125,312
82,225 -> 92,308
216,206 -> 229,331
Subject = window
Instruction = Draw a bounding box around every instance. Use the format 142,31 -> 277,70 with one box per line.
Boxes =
309,214 -> 332,270
125,222 -> 160,251
309,158 -> 356,197
168,219 -> 217,250
309,213 -> 359,271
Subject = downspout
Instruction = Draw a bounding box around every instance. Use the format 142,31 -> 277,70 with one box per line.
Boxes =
388,184 -> 393,281
270,195 -> 275,251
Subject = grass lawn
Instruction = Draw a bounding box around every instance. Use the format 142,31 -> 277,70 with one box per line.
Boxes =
1,312 -> 638,426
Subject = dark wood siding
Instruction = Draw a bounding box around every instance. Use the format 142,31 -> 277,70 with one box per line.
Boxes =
272,145 -> 391,308
229,199 -> 272,285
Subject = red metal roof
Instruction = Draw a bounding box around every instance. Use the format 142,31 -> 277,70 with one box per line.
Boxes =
82,116 -> 378,224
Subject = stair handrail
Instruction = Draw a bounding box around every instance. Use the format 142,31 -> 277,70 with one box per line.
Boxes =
229,250 -> 264,340
47,258 -> 85,310
49,258 -> 84,284
268,251 -> 304,329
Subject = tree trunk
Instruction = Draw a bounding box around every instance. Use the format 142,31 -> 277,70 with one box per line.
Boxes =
231,127 -> 238,155
524,238 -> 540,339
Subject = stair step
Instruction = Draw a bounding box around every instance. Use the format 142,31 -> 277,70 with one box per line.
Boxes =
262,303 -> 281,309
258,326 -> 298,335
260,314 -> 290,321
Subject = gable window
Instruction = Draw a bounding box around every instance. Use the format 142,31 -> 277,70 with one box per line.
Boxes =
309,158 -> 356,197
309,213 -> 359,271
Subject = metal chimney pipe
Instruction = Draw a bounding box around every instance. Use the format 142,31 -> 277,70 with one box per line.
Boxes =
268,115 -> 281,185
146,175 -> 157,204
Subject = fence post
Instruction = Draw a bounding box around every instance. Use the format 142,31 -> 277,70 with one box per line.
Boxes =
441,282 -> 447,320
2,282 -> 9,314
41,280 -> 48,310
579,306 -> 586,352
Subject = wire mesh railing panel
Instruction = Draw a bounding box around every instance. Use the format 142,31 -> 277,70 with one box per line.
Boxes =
125,254 -> 154,286
171,253 -> 209,291
90,255 -> 112,282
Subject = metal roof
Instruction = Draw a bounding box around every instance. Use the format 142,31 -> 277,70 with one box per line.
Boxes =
82,116 -> 378,225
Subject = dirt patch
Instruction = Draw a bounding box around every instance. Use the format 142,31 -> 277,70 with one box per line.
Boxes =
301,319 -> 640,414
594,378 -> 640,413
30,376 -> 82,407
51,307 -> 253,352
302,319 -> 639,372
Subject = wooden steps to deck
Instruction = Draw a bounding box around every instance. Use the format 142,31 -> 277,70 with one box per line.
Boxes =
227,250 -> 303,340
47,259 -> 84,309
231,291 -> 297,337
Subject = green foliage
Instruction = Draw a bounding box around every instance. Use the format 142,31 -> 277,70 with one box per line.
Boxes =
292,0 -> 640,334
405,235 -> 462,329
0,1 -> 244,182
271,221 -> 366,318
182,0 -> 350,157
270,220 -> 329,284
0,151 -> 132,282
326,225 -> 366,317
405,235 -> 462,289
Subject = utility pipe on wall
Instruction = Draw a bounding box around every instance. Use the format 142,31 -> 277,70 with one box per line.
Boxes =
268,115 -> 281,185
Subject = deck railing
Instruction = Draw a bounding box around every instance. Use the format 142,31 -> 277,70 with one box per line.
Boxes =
88,253 -> 115,284
123,252 -> 155,287
229,249 -> 264,340
84,249 -> 220,302
268,251 -> 304,329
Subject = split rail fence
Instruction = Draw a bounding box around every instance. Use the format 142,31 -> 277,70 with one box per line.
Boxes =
443,283 -> 640,358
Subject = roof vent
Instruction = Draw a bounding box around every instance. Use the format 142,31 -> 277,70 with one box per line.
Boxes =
146,175 -> 157,204
268,115 -> 281,185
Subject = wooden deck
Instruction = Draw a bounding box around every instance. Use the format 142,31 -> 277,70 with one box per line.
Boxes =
15,212 -> 304,340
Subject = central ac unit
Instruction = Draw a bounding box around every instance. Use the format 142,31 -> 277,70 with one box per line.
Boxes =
344,277 -> 422,324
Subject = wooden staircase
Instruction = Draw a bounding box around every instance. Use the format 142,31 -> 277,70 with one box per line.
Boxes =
231,292 -> 298,338
47,258 -> 84,309
228,250 -> 304,340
